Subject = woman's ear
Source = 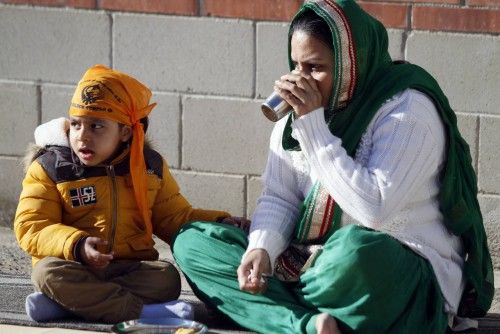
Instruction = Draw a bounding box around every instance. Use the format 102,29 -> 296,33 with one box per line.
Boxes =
120,125 -> 133,142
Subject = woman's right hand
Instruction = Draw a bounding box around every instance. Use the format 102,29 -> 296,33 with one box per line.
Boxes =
237,248 -> 272,294
274,70 -> 322,118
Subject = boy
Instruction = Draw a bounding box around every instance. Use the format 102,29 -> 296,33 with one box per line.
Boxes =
14,65 -> 241,323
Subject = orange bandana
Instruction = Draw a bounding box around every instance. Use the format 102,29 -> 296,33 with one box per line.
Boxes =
69,64 -> 156,237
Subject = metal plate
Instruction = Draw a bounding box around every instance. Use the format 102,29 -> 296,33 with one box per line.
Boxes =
112,317 -> 208,334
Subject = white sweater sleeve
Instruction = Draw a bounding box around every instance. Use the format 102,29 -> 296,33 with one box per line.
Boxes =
291,90 -> 445,229
245,119 -> 303,268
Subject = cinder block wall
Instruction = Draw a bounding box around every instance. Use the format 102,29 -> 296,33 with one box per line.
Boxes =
0,1 -> 499,272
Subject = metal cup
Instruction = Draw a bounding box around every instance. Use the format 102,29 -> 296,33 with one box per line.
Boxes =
261,91 -> 293,122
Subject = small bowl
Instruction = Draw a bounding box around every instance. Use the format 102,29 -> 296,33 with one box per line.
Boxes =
112,317 -> 208,334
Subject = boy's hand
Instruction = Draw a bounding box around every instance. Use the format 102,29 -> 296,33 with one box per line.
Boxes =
218,216 -> 251,233
79,237 -> 113,268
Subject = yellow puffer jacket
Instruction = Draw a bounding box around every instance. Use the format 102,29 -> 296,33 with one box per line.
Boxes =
14,145 -> 230,266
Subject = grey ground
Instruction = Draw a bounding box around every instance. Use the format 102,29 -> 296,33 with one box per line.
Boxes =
0,211 -> 252,334
1,210 -> 499,333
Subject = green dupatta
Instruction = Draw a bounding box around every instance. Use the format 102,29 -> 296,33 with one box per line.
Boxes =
283,0 -> 493,316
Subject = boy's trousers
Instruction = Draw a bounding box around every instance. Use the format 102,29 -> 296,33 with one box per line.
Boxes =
31,257 -> 181,323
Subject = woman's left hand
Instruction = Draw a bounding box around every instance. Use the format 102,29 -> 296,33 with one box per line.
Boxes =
218,216 -> 251,233
274,70 -> 322,118
237,248 -> 271,294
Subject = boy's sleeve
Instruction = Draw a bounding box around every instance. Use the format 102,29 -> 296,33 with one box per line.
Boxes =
152,160 -> 230,243
14,161 -> 88,262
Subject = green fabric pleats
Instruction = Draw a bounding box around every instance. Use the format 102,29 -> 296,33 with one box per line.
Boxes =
173,222 -> 448,334
173,222 -> 315,333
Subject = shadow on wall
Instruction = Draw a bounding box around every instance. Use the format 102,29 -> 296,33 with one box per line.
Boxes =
0,199 -> 17,228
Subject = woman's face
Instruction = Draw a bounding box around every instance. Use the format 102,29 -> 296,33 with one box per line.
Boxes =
290,30 -> 334,108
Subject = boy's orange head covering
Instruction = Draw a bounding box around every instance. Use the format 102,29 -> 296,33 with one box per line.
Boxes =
69,64 -> 156,237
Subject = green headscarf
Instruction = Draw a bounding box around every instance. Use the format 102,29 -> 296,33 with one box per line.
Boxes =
283,0 -> 493,316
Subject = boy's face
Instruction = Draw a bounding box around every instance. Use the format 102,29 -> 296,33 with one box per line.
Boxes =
69,116 -> 132,166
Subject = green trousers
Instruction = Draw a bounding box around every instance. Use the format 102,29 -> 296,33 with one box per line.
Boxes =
173,222 -> 448,334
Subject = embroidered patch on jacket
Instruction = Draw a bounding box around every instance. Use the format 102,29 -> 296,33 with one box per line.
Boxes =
70,186 -> 97,207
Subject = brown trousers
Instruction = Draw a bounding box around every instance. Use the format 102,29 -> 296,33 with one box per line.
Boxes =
31,257 -> 181,323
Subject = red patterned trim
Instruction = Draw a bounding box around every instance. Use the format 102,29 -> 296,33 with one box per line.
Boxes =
312,0 -> 357,107
319,196 -> 335,236
326,0 -> 356,101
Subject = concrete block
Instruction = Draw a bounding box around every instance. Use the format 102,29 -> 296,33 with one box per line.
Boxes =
494,272 -> 500,313
478,116 -> 500,194
171,170 -> 245,216
247,176 -> 263,218
387,29 -> 404,61
41,84 -> 74,123
456,113 -> 478,171
182,96 -> 274,175
113,14 -> 254,96
406,32 -> 499,114
479,195 -> 500,270
0,157 -> 24,203
492,288 -> 500,314
148,92 -> 181,168
0,7 -> 110,83
0,82 -> 38,155
256,22 -> 289,98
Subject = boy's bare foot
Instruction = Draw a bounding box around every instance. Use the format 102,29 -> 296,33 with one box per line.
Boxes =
315,313 -> 341,334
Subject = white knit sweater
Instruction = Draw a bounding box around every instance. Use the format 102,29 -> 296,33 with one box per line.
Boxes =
247,89 -> 465,315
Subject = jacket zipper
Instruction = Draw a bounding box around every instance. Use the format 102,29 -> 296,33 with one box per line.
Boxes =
106,165 -> 118,254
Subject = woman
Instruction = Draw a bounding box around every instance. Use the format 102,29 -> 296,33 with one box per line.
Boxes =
173,0 -> 494,333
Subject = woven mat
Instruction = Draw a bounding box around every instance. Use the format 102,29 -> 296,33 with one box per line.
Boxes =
0,272 -> 248,333
0,227 -> 249,333
1,227 -> 497,333
0,272 -> 112,331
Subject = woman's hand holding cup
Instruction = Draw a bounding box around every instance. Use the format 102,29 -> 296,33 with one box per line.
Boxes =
274,70 -> 322,118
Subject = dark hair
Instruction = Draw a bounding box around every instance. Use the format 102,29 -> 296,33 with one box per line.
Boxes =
140,117 -> 149,133
289,10 -> 333,50
120,117 -> 149,133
